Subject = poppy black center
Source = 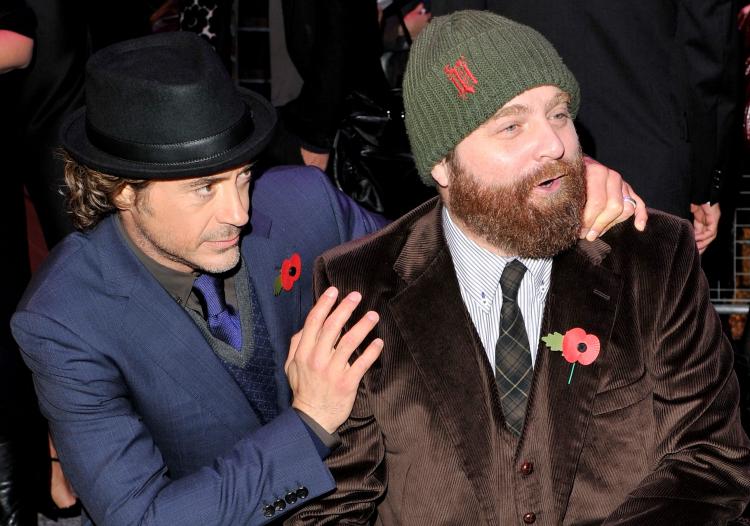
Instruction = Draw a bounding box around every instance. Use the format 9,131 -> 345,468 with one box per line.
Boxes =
577,342 -> 587,353
289,267 -> 297,277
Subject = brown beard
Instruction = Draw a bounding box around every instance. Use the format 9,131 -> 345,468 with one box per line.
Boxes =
446,150 -> 586,258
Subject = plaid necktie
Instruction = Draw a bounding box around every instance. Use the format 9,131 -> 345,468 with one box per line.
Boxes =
193,274 -> 243,351
495,259 -> 533,436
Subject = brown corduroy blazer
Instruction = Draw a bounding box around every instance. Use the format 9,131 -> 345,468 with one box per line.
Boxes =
289,199 -> 750,525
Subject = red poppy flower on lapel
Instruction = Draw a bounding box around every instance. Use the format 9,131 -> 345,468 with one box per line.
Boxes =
274,253 -> 301,296
561,328 -> 600,365
542,327 -> 600,384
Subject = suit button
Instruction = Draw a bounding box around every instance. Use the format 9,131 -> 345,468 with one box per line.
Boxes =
262,504 -> 275,517
285,491 -> 298,504
273,498 -> 286,512
296,486 -> 309,499
520,461 -> 534,475
523,512 -> 536,524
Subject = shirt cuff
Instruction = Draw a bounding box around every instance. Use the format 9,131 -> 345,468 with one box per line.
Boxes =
292,409 -> 342,459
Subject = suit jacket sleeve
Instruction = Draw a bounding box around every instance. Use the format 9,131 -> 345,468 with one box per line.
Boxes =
12,309 -> 335,526
602,221 -> 750,524
284,259 -> 386,525
678,0 -> 741,203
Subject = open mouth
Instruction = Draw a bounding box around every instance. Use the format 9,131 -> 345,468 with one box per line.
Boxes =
537,174 -> 564,188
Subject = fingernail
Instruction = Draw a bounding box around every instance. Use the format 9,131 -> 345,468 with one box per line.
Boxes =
324,287 -> 338,298
366,311 -> 379,322
373,338 -> 384,348
347,291 -> 362,302
586,229 -> 598,241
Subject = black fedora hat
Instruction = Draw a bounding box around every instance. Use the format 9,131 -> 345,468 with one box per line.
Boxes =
61,31 -> 277,179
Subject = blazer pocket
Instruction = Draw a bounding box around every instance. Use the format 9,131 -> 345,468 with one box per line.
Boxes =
592,374 -> 653,415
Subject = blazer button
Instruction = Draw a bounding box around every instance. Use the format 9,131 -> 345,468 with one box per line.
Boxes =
520,461 -> 534,476
296,486 -> 309,499
262,504 -> 275,518
273,498 -> 286,512
285,491 -> 298,504
523,512 -> 536,524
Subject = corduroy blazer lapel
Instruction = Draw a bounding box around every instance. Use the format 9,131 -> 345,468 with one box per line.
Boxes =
388,201 -> 504,523
525,237 -> 622,518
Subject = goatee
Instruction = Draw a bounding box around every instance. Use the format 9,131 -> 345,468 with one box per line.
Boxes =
446,150 -> 586,258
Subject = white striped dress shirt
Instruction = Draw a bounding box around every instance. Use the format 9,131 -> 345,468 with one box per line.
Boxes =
442,208 -> 552,369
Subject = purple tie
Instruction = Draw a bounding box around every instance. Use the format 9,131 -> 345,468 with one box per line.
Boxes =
193,274 -> 242,351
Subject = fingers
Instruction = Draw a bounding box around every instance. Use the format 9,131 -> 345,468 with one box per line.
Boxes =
581,161 -> 625,240
332,311 -> 380,369
348,338 -> 385,384
294,287 -> 340,362
626,184 -> 648,231
691,203 -> 719,253
315,291 -> 364,355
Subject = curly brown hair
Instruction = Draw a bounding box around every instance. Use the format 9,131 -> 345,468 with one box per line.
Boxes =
62,150 -> 150,231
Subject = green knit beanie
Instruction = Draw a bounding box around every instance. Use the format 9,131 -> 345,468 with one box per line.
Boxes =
403,10 -> 580,184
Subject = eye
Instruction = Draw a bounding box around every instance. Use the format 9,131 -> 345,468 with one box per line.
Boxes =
196,183 -> 213,197
498,122 -> 520,136
550,108 -> 571,122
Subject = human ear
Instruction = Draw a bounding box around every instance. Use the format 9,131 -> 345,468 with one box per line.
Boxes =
431,159 -> 450,188
113,184 -> 136,211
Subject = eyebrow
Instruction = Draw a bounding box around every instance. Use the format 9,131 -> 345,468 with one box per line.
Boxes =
546,92 -> 571,112
183,165 -> 252,189
185,176 -> 222,189
488,91 -> 572,122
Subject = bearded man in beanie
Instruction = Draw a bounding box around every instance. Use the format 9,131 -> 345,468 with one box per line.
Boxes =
289,11 -> 750,525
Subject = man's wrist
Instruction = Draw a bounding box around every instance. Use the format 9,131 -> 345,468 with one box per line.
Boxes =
293,408 -> 342,459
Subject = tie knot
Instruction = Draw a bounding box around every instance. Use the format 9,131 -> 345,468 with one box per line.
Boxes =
500,259 -> 527,301
193,273 -> 227,318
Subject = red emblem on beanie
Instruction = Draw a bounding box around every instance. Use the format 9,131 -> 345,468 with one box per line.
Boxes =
444,56 -> 478,99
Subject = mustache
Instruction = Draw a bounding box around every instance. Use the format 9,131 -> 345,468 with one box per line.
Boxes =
521,155 -> 584,190
201,227 -> 241,242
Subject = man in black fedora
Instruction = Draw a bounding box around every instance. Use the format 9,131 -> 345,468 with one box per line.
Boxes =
10,31 -> 644,525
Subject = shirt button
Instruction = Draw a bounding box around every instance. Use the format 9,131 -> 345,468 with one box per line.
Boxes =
523,512 -> 536,524
273,498 -> 286,511
262,504 -> 275,517
520,461 -> 534,476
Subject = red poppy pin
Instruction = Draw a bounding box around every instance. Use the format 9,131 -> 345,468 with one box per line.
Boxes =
542,328 -> 600,385
274,252 -> 301,296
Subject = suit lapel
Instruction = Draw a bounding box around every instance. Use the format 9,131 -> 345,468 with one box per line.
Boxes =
388,202 -> 501,521
532,238 -> 622,515
96,217 -> 258,439
242,209 -> 299,407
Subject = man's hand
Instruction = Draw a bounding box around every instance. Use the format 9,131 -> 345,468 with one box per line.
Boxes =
286,287 -> 383,434
300,147 -> 330,171
581,156 -> 647,241
49,434 -> 77,509
690,202 -> 721,254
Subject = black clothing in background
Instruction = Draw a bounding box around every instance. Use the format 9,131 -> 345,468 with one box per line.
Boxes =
431,0 -> 742,218
279,0 -> 391,153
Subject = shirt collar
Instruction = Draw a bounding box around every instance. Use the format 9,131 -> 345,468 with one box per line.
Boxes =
115,215 -> 197,306
442,207 -> 552,309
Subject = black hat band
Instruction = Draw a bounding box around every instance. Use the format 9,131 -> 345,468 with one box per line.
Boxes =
85,106 -> 255,165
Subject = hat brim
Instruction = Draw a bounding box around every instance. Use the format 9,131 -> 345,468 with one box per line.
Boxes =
60,88 -> 277,179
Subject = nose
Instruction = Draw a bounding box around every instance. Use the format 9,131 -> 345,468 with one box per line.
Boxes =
217,185 -> 249,227
533,120 -> 565,161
